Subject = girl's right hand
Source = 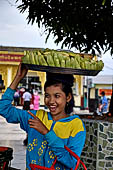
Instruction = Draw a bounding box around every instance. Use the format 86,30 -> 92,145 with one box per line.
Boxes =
16,63 -> 28,81
9,63 -> 28,90
28,118 -> 49,135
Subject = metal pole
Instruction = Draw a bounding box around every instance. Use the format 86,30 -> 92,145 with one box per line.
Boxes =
26,75 -> 28,89
112,76 -> 113,92
87,76 -> 89,109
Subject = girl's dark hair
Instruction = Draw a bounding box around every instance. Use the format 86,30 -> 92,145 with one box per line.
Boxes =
44,72 -> 75,114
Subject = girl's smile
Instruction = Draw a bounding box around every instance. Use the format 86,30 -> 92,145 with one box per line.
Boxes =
44,84 -> 71,121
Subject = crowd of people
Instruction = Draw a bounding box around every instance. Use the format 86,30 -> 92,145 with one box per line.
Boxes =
13,87 -> 40,111
13,80 -> 113,118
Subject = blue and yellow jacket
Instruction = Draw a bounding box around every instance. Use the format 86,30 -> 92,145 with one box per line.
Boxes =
0,88 -> 86,170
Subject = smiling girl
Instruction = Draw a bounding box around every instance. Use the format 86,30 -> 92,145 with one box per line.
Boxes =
0,63 -> 86,170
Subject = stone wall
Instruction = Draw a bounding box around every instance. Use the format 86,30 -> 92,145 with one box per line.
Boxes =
79,119 -> 113,170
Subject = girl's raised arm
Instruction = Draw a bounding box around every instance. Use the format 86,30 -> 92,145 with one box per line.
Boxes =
10,63 -> 28,90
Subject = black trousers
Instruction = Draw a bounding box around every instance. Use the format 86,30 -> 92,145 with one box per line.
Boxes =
23,101 -> 30,110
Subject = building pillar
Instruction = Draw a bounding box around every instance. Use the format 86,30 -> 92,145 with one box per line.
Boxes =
7,67 -> 12,87
0,65 -> 8,92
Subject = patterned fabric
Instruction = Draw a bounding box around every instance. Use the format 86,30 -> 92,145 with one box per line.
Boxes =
0,88 -> 86,170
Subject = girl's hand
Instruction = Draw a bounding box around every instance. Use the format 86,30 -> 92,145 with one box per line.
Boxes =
16,63 -> 28,80
28,117 -> 49,135
10,63 -> 28,90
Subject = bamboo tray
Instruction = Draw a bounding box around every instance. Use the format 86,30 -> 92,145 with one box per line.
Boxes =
22,63 -> 101,76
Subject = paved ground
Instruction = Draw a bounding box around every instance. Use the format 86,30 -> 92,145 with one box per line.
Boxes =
0,115 -> 26,170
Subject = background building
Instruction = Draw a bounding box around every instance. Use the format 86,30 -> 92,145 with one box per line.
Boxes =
87,75 -> 113,112
92,75 -> 113,98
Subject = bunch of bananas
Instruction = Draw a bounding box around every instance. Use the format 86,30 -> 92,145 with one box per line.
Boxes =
21,49 -> 104,71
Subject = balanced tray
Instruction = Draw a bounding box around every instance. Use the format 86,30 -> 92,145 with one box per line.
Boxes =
22,63 -> 101,76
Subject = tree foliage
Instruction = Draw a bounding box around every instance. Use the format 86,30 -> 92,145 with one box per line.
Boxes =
16,0 -> 113,55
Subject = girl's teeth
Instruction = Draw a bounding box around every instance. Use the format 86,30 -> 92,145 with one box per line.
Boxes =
50,106 -> 56,111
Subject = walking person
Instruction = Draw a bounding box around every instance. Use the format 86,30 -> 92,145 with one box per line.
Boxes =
22,88 -> 32,145
108,92 -> 113,117
99,91 -> 108,115
33,90 -> 40,110
0,63 -> 86,170
22,88 -> 32,110
13,89 -> 20,106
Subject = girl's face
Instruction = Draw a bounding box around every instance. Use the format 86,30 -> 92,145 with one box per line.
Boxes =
44,84 -> 71,121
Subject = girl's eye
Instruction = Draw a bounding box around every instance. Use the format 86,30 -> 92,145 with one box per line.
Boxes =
44,94 -> 49,98
55,94 -> 60,98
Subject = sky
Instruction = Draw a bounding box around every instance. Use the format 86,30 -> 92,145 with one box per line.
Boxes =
0,0 -> 113,75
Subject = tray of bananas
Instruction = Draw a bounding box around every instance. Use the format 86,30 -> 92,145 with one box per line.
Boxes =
21,49 -> 104,76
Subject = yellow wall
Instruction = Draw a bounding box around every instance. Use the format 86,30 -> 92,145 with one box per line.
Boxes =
0,62 -> 19,91
0,60 -> 46,103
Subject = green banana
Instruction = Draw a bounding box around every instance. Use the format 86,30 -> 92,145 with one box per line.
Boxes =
75,55 -> 81,65
73,58 -> 81,69
58,51 -> 69,58
90,63 -> 95,70
28,51 -> 32,64
30,51 -> 36,65
46,54 -> 55,66
21,48 -> 104,72
53,53 -> 60,67
43,48 -> 51,53
68,52 -> 76,57
85,61 -> 91,70
37,51 -> 42,56
22,51 -> 27,63
38,55 -> 48,66
61,59 -> 65,68
70,57 -> 75,68
23,51 -> 27,56
50,50 -> 56,57
53,53 -> 58,61
97,60 -> 104,70
65,57 -> 71,68
54,58 -> 60,67
34,52 -> 39,65
80,61 -> 86,69
69,52 -> 81,59
25,51 -> 31,64
56,53 -> 61,64
43,51 -> 51,57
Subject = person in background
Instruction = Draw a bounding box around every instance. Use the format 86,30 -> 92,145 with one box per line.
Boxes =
33,90 -> 40,110
13,89 -> 20,106
0,63 -> 86,170
22,88 -> 32,145
108,92 -> 113,117
22,88 -> 32,110
99,91 -> 108,115
19,88 -> 25,106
